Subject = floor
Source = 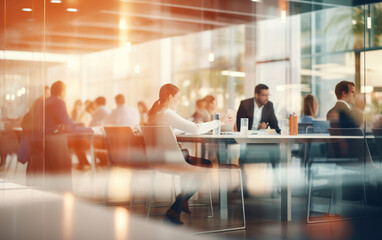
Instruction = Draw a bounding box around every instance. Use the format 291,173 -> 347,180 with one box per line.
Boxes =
1,154 -> 382,240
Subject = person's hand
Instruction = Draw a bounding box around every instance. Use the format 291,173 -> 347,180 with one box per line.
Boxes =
221,114 -> 234,124
258,122 -> 268,129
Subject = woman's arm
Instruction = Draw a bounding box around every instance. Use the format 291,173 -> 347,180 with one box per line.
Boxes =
166,110 -> 219,134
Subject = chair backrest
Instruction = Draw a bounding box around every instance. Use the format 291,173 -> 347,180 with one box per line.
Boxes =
140,125 -> 195,171
372,128 -> 382,137
312,120 -> 330,133
372,128 -> 382,163
298,123 -> 313,134
104,127 -> 147,166
327,128 -> 365,162
328,128 -> 364,136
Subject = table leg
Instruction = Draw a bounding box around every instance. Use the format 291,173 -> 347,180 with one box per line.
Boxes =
280,142 -> 291,221
217,142 -> 229,219
89,135 -> 96,174
219,170 -> 228,220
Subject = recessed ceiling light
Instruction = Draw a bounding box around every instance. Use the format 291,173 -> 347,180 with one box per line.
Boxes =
51,0 -> 62,3
66,8 -> 78,12
22,8 -> 32,12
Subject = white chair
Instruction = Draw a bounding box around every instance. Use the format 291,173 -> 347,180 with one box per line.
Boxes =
141,125 -> 246,232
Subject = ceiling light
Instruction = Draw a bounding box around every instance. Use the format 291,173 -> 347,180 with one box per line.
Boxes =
66,8 -> 78,12
361,86 -> 373,94
125,42 -> 132,51
134,65 -> 141,74
251,0 -> 262,2
119,19 -> 127,29
208,52 -> 215,62
50,0 -> 62,3
221,70 -> 246,78
22,8 -> 32,12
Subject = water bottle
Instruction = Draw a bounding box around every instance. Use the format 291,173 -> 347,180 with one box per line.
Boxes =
212,113 -> 221,135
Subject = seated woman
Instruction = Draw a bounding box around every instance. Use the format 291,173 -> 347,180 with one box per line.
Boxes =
301,94 -> 319,123
147,83 -> 231,225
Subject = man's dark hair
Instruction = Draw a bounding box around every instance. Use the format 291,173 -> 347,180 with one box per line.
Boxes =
95,96 -> 106,106
50,81 -> 66,97
255,84 -> 269,95
115,94 -> 125,106
335,81 -> 355,100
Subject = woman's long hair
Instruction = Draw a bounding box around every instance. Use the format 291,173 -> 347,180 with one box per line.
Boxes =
303,94 -> 318,118
147,83 -> 179,123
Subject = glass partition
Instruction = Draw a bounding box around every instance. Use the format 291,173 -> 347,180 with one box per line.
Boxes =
2,0 -> 382,234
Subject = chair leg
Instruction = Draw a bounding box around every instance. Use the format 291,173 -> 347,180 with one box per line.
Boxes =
362,171 -> 368,218
207,175 -> 214,218
328,181 -> 335,215
146,171 -> 156,218
14,158 -> 19,176
306,167 -> 314,223
238,169 -> 246,229
328,167 -> 337,215
129,171 -> 136,211
171,175 -> 176,204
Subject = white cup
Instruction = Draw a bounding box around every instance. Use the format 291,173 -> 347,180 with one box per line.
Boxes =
240,118 -> 249,135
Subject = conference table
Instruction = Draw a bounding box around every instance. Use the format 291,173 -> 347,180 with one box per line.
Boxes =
3,127 -> 366,222
176,133 -> 365,222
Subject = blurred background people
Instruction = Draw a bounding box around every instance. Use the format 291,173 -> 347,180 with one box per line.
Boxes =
90,96 -> 109,127
80,100 -> 95,127
301,94 -> 319,123
191,99 -> 209,123
104,94 -> 140,128
71,99 -> 83,123
203,95 -> 218,121
27,81 -> 92,177
137,101 -> 148,126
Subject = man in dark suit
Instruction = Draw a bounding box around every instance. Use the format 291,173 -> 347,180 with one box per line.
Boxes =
236,84 -> 280,197
327,81 -> 361,128
236,83 -> 280,133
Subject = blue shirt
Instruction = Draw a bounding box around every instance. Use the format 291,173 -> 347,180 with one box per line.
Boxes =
33,96 -> 92,135
300,115 -> 314,123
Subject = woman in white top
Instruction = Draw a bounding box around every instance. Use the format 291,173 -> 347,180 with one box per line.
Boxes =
147,84 -> 225,134
147,83 -> 231,225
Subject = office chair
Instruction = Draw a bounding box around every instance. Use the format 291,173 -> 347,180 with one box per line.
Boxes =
307,128 -> 367,223
103,127 -> 150,208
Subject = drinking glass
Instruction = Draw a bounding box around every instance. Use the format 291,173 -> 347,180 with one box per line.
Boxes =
280,119 -> 289,135
240,118 -> 249,135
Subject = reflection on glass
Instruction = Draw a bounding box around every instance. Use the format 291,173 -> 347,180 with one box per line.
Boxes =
114,207 -> 129,240
63,192 -> 74,240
